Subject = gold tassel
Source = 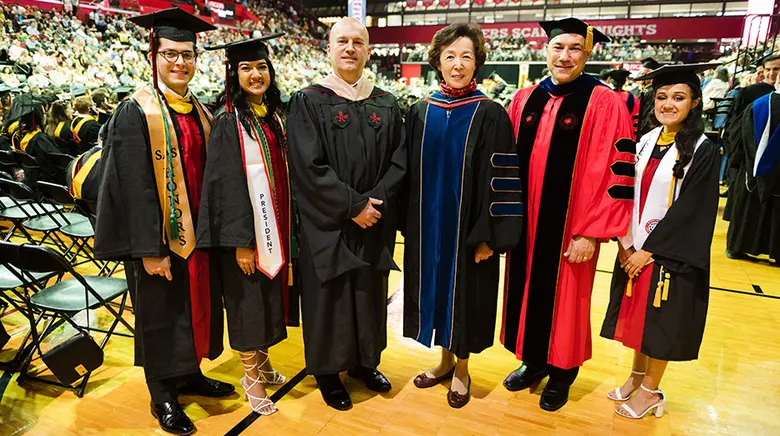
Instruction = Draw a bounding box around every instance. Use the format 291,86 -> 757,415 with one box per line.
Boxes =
625,278 -> 633,297
653,267 -> 664,308
662,272 -> 670,302
585,26 -> 594,52
288,262 -> 294,286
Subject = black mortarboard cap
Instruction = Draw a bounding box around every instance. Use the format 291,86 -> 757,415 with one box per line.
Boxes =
603,68 -> 632,82
641,57 -> 662,70
205,33 -> 283,64
539,18 -> 610,50
635,63 -> 720,91
128,7 -> 216,43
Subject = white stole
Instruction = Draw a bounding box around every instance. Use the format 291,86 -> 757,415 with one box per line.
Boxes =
235,111 -> 285,279
620,127 -> 706,251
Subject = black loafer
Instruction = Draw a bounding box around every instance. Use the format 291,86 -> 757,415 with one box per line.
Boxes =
150,401 -> 196,435
539,383 -> 570,412
179,375 -> 235,398
503,363 -> 548,392
347,366 -> 392,393
316,374 -> 352,411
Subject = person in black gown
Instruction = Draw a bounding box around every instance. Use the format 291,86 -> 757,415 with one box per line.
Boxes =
45,100 -> 77,155
198,35 -> 297,416
403,23 -> 523,409
71,95 -> 101,153
724,54 -> 780,260
601,64 -> 720,420
7,94 -> 66,184
286,17 -> 406,411
94,9 -> 232,435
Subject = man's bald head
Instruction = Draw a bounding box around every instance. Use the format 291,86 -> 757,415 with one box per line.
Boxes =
327,17 -> 371,83
329,17 -> 369,46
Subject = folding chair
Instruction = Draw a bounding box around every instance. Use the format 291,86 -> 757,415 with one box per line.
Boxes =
11,151 -> 40,189
37,181 -> 98,267
0,179 -> 63,244
0,179 -> 84,249
74,199 -> 121,277
7,242 -> 133,397
46,153 -> 76,173
0,150 -> 19,181
0,241 -> 61,371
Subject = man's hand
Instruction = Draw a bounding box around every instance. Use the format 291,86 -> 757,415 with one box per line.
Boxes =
142,256 -> 172,281
236,247 -> 256,276
474,242 -> 494,263
618,244 -> 636,268
564,236 -> 596,263
624,249 -> 653,278
352,198 -> 383,229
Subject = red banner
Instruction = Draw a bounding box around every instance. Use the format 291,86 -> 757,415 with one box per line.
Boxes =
368,16 -> 743,44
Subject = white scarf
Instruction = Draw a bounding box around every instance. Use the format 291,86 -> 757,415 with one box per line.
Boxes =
620,127 -> 706,251
235,110 -> 285,278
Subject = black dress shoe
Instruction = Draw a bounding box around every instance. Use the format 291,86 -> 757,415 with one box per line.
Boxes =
503,363 -> 548,392
150,401 -> 196,435
539,382 -> 570,412
315,374 -> 352,411
179,375 -> 235,398
347,366 -> 392,393
725,250 -> 746,260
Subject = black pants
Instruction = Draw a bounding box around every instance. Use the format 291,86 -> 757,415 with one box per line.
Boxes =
147,370 -> 202,404
525,360 -> 580,387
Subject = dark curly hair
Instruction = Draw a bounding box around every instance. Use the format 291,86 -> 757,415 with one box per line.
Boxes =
428,23 -> 487,81
648,84 -> 704,179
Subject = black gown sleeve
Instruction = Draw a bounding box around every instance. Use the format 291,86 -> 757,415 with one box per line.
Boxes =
287,91 -> 369,229
30,133 -> 67,185
726,89 -> 746,170
94,100 -> 167,261
363,100 -> 407,230
196,113 -> 255,249
643,140 -> 720,272
400,103 -> 419,238
466,102 -> 524,252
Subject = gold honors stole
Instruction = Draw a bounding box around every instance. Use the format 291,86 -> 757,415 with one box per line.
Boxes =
132,84 -> 212,259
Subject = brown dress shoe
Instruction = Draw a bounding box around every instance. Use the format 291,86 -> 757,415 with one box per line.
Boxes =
447,376 -> 471,409
413,366 -> 455,389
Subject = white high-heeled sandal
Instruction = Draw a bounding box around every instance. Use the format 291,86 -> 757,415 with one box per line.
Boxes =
240,351 -> 278,416
607,370 -> 646,401
615,384 -> 665,419
257,349 -> 287,385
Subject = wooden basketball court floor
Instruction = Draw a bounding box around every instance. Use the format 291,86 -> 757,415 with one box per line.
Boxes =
1,198 -> 779,436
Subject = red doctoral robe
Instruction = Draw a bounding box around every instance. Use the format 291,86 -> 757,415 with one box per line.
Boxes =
501,74 -> 635,369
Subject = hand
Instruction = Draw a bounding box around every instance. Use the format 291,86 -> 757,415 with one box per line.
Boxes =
624,249 -> 653,278
474,242 -> 494,263
618,244 -> 636,268
236,247 -> 256,276
142,256 -> 172,281
564,236 -> 596,263
352,197 -> 383,229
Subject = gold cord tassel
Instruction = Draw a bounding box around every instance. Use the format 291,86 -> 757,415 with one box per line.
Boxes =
585,26 -> 594,52
653,267 -> 664,308
288,262 -> 294,286
662,271 -> 670,302
625,278 -> 633,297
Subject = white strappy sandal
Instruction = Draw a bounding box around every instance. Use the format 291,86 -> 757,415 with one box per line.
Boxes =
257,349 -> 287,385
607,370 -> 646,401
240,351 -> 278,416
615,385 -> 665,419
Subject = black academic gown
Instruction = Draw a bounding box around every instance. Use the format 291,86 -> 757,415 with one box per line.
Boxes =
94,99 -> 223,382
402,93 -> 523,359
637,88 -> 656,138
73,116 -> 101,154
723,83 -> 775,221
196,112 -> 293,352
17,131 -> 66,185
287,84 -> 406,375
601,139 -> 720,361
726,93 -> 780,260
53,120 -> 78,155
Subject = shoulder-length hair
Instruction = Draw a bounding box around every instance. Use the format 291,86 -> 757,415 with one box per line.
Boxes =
428,23 -> 488,80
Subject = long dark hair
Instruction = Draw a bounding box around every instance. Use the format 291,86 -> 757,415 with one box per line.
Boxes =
45,101 -> 70,136
647,84 -> 704,179
218,57 -> 283,131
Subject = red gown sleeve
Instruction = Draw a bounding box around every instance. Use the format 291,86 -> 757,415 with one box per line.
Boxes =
570,87 -> 636,240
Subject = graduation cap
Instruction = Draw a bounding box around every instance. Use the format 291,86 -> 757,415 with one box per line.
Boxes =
70,84 -> 88,97
205,33 -> 283,64
128,8 -> 216,91
128,7 -> 216,44
114,85 -> 134,101
635,63 -> 721,92
603,68 -> 632,83
205,34 -> 283,112
5,93 -> 44,126
641,57 -> 662,71
539,18 -> 610,52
